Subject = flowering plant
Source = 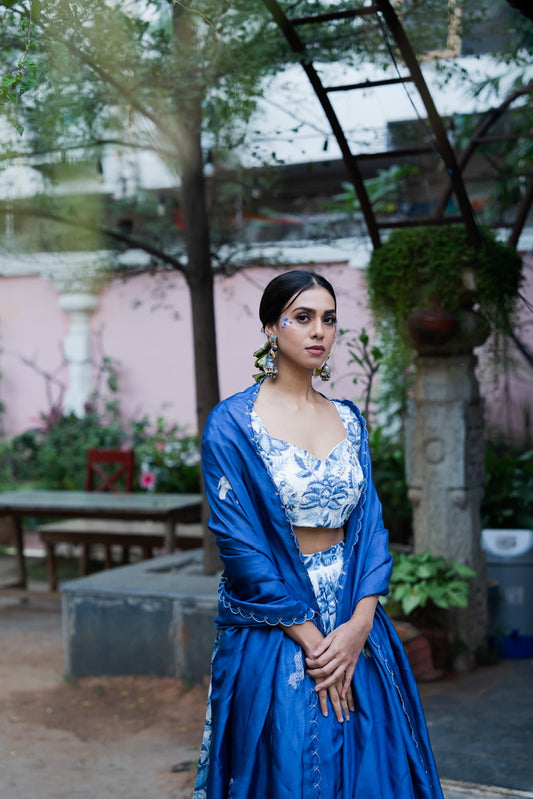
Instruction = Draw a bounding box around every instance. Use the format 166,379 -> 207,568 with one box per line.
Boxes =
132,416 -> 200,494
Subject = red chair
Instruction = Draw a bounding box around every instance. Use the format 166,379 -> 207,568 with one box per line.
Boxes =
85,448 -> 135,493
81,449 -> 136,569
39,449 -> 145,590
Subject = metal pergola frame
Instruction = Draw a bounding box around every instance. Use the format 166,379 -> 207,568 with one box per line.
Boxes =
261,0 -> 531,251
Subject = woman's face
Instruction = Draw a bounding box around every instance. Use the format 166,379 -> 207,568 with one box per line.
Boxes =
267,285 -> 337,373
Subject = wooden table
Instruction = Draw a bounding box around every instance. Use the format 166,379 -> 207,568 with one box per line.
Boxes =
0,490 -> 202,597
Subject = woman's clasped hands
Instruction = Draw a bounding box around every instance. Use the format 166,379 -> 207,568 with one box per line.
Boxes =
305,618 -> 370,723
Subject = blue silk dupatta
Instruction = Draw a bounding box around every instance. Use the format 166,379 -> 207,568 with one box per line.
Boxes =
196,382 -> 443,799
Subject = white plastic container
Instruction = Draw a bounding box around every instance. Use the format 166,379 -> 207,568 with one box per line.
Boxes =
482,529 -> 533,636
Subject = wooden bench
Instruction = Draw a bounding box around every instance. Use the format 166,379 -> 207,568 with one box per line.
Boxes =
39,519 -> 203,591
36,448 -> 203,591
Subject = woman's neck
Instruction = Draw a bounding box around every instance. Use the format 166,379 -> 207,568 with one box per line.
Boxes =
261,367 -> 318,407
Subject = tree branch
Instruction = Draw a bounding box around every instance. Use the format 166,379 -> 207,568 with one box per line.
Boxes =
508,327 -> 533,369
0,137 -> 178,164
2,202 -> 187,274
51,32 -> 182,154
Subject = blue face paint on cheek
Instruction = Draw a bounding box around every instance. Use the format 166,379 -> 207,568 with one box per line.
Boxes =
281,317 -> 293,329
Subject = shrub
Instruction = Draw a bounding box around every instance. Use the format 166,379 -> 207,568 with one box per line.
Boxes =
0,411 -> 199,494
482,442 -> 533,529
384,550 -> 476,624
131,416 -> 200,494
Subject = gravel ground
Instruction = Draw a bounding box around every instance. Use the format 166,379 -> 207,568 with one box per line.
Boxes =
0,593 -> 207,799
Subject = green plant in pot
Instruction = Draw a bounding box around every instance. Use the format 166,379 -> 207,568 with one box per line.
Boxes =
384,550 -> 476,669
367,225 -> 523,355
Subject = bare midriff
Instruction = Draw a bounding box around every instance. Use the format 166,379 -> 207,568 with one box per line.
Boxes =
295,525 -> 344,555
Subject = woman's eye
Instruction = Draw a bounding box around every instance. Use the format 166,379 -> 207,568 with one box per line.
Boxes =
296,314 -> 310,323
324,316 -> 337,325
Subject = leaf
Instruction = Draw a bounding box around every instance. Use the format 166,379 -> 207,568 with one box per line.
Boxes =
451,561 -> 476,579
415,563 -> 435,579
401,591 -> 421,616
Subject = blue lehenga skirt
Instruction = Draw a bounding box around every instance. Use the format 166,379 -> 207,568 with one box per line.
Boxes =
193,540 -> 443,799
193,541 -> 345,798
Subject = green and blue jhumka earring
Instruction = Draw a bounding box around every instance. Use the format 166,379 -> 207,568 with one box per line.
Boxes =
313,358 -> 332,381
253,335 -> 278,382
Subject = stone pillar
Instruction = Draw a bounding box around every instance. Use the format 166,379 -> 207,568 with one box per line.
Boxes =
42,252 -> 111,417
405,354 -> 488,663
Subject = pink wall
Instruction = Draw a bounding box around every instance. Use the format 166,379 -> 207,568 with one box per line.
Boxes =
478,253 -> 533,446
1,260 -> 532,445
214,264 -> 373,405
0,276 -> 69,435
94,264 -> 374,431
92,271 -> 195,429
0,264 -> 373,438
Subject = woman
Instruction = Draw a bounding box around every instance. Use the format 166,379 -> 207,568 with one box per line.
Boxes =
194,270 -> 443,799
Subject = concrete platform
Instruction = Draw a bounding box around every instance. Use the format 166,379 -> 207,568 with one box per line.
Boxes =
61,550 -> 219,683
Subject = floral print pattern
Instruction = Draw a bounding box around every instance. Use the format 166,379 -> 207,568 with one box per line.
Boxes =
303,540 -> 345,634
251,401 -> 363,528
193,543 -> 346,798
193,632 -> 221,799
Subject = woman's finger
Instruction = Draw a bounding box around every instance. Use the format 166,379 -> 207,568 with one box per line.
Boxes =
305,649 -> 338,669
341,664 -> 356,699
318,688 -> 329,718
345,683 -> 356,713
329,683 -> 353,723
327,684 -> 345,723
306,657 -> 339,679
314,663 -> 345,693
339,691 -> 351,722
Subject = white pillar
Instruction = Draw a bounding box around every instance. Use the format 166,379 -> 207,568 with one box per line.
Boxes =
42,252 -> 112,417
58,293 -> 100,416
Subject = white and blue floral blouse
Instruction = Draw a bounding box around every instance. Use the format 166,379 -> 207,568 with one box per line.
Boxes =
251,401 -> 364,528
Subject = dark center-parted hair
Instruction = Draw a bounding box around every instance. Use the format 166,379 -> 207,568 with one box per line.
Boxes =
259,270 -> 337,330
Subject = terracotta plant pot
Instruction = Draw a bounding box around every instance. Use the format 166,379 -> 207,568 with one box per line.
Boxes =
392,619 -> 445,681
404,635 -> 445,682
407,304 -> 458,348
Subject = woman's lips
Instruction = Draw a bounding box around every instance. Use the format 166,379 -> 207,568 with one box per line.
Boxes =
306,347 -> 325,356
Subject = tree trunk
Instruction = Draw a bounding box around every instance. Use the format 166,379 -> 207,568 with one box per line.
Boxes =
180,115 -> 222,574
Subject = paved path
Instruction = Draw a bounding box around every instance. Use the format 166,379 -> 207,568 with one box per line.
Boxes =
419,659 -> 533,794
442,780 -> 533,798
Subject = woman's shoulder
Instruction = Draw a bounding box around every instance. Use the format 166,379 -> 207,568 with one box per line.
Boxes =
329,398 -> 367,454
330,396 -> 364,424
204,384 -> 258,438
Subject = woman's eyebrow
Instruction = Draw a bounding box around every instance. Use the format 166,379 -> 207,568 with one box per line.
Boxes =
291,306 -> 336,314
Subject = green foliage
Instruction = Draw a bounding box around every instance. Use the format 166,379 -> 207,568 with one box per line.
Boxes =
0,3 -> 41,127
373,320 -> 414,425
0,410 -> 200,494
481,442 -> 533,529
365,226 -> 524,415
336,327 -> 383,423
331,165 -> 421,217
131,416 -> 200,494
385,551 -> 476,620
369,426 -> 411,529
367,225 -> 524,337
0,411 -> 125,491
